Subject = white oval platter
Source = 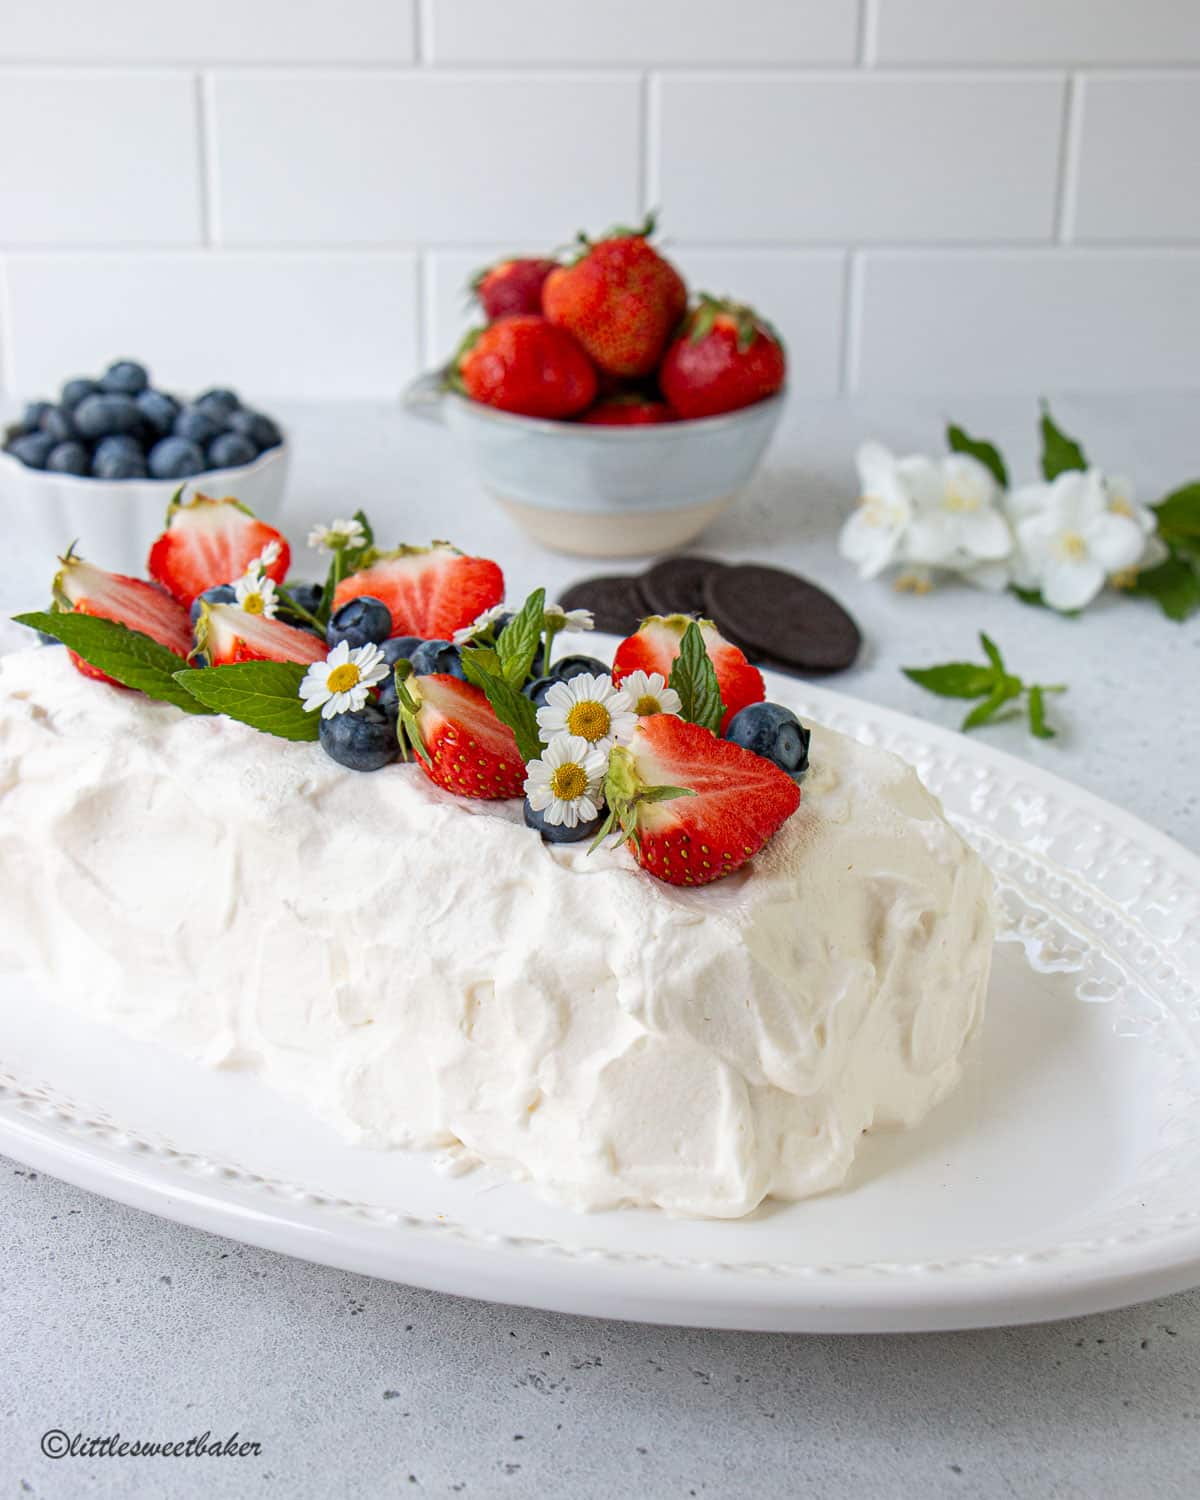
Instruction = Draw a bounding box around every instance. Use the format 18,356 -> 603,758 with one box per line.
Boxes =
1,654 -> 1198,1334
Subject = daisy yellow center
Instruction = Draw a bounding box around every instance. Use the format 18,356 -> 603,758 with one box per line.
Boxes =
635,694 -> 661,716
566,701 -> 610,742
327,662 -> 361,693
242,591 -> 265,614
550,763 -> 588,801
1056,531 -> 1088,562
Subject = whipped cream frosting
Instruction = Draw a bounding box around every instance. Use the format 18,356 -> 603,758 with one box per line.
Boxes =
0,646 -> 994,1218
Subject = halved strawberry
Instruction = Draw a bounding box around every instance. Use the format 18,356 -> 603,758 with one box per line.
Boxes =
194,601 -> 327,667
611,614 -> 764,732
332,543 -> 503,641
54,554 -> 193,686
148,493 -> 290,607
398,673 -> 524,800
602,714 -> 800,886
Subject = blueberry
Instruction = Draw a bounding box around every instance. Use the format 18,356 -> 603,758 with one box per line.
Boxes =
227,408 -> 283,451
523,674 -> 557,710
38,405 -> 79,443
92,445 -> 148,480
173,405 -> 224,446
94,433 -> 144,464
287,582 -> 325,618
326,594 -> 392,650
319,705 -> 399,772
135,388 -> 180,437
725,702 -> 810,776
100,360 -> 149,395
46,441 -> 89,475
60,378 -> 99,411
408,639 -> 465,679
74,392 -> 142,439
548,654 -> 609,684
22,400 -> 53,432
523,799 -> 604,844
195,387 -> 240,420
207,431 -> 257,471
7,431 -> 56,469
189,583 -> 238,626
148,436 -> 206,479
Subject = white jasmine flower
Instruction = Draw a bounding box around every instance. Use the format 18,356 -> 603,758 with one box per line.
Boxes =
452,603 -> 510,645
524,734 -> 607,829
307,517 -> 366,553
299,640 -> 389,720
1008,469 -> 1144,612
838,442 -> 916,579
535,672 -> 635,755
544,603 -> 595,632
1105,474 -> 1168,583
902,453 -> 1013,571
619,669 -> 682,718
234,564 -> 279,619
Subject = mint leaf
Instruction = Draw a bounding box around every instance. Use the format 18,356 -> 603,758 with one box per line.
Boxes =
979,633 -> 1004,673
1028,685 -> 1055,740
173,661 -> 318,740
902,663 -> 997,699
947,424 -> 1009,488
1039,403 -> 1088,480
961,677 -> 1022,731
1153,482 -> 1200,550
668,621 -> 724,733
14,611 -> 211,715
496,587 -> 545,686
1132,554 -> 1200,622
460,649 -> 543,762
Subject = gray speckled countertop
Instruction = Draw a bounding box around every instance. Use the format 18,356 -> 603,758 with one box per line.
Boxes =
2,395 -> 1199,1498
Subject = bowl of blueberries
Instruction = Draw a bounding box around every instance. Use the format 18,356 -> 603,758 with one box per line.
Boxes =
2,358 -> 287,577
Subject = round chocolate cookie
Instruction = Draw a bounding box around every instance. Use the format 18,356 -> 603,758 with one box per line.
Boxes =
639,555 -> 727,618
703,564 -> 861,674
557,574 -> 651,637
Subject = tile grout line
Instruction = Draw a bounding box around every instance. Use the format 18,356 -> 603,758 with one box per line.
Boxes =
198,71 -> 222,247
858,0 -> 876,67
0,258 -> 14,394
414,249 -> 429,370
414,0 -> 426,65
1055,73 -> 1087,244
642,72 -> 660,216
839,249 -> 862,395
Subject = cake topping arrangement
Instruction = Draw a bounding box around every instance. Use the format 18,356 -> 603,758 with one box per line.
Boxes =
16,495 -> 812,887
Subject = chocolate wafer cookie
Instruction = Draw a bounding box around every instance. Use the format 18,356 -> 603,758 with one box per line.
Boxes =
703,564 -> 861,674
557,575 -> 651,637
639,555 -> 727,618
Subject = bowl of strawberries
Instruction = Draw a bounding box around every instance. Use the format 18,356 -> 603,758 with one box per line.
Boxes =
405,217 -> 786,558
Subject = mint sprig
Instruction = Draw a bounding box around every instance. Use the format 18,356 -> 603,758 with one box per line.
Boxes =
946,423 -> 1009,489
459,648 -> 544,762
14,610 -> 212,715
904,633 -> 1065,739
173,661 -> 318,740
1039,402 -> 1088,481
495,587 -> 545,686
668,621 -> 724,734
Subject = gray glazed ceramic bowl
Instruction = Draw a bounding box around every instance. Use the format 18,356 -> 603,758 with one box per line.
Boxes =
403,372 -> 785,557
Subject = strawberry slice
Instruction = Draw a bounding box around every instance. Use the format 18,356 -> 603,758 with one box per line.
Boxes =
611,614 -> 764,732
603,714 -> 800,886
401,673 -> 524,800
54,554 -> 193,686
148,493 -> 290,607
194,601 -> 327,667
332,543 -> 503,641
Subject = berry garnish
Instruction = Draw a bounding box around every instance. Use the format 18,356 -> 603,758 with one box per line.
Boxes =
407,639 -> 465,680
524,797 -> 604,844
318,704 -> 399,772
325,594 -> 392,650
612,614 -> 764,733
724,702 -> 810,777
331,542 -> 503,642
148,493 -> 290,607
394,673 -> 525,800
53,553 -> 193,686
194,601 -> 328,667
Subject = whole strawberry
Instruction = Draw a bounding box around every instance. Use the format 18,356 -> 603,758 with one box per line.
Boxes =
542,215 -> 687,379
660,295 -> 786,420
580,395 -> 674,426
455,315 -> 597,419
471,257 -> 558,321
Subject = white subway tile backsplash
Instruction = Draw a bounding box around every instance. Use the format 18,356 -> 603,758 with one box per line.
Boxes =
871,1 -> 1200,66
1072,76 -> 1200,242
211,73 -> 640,246
4,254 -> 419,397
0,2 -> 414,64
426,0 -> 858,65
0,73 -> 200,246
853,251 -> 1200,392
655,75 -> 1065,242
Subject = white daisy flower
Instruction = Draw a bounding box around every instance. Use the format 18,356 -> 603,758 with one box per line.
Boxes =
452,603 -> 510,646
299,640 -> 389,720
524,734 -> 608,828
255,539 -> 283,569
619,669 -> 682,718
544,603 -> 595,632
535,672 -> 636,755
307,517 -> 366,553
234,564 -> 279,619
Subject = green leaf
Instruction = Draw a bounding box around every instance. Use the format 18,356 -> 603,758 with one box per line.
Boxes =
961,677 -> 1022,731
459,650 -> 543,762
946,423 -> 1009,488
173,661 -> 318,740
14,611 -> 212,715
1039,403 -> 1088,480
1009,584 -> 1081,619
1153,482 -> 1200,549
1132,554 -> 1200,622
496,587 -> 546,686
1028,685 -> 1055,740
902,662 -> 997,699
668,621 -> 724,733
979,633 -> 1005,673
